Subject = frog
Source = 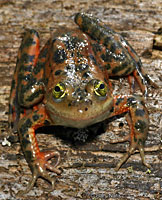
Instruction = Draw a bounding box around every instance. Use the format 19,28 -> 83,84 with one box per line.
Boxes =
8,13 -> 158,195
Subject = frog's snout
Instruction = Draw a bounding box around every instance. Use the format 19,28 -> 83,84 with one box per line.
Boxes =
71,98 -> 92,114
71,87 -> 91,103
63,86 -> 88,113
71,88 -> 92,106
69,95 -> 93,107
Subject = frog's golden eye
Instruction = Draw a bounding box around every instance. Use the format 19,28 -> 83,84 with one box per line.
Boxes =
94,80 -> 107,97
52,82 -> 66,99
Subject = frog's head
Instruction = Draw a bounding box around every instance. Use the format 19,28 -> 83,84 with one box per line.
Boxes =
45,78 -> 114,128
44,30 -> 114,128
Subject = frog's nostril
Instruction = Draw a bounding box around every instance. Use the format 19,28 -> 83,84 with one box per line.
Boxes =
79,96 -> 84,101
85,107 -> 88,111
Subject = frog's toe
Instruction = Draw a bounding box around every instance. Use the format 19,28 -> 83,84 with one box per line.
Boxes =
33,169 -> 56,192
17,150 -> 62,195
128,75 -> 136,94
43,150 -> 62,174
17,168 -> 56,196
115,143 -> 150,171
110,135 -> 130,144
17,172 -> 38,196
115,145 -> 135,171
138,144 -> 151,169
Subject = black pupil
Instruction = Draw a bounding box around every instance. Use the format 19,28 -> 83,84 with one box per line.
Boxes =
99,83 -> 105,89
55,86 -> 61,92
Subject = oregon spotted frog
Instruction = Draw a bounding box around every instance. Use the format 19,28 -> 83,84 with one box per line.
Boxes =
9,13 -> 157,194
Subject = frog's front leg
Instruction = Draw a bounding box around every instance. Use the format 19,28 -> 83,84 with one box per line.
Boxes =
110,95 -> 151,171
17,106 -> 62,195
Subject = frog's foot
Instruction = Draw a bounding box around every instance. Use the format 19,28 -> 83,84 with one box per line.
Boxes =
128,75 -> 136,94
132,68 -> 159,97
17,151 -> 61,196
110,137 -> 151,171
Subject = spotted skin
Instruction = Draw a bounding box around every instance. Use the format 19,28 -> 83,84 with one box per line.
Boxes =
75,13 -> 158,96
8,13 -> 157,195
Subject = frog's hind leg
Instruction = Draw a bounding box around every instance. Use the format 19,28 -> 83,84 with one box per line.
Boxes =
132,67 -> 158,96
109,95 -> 151,170
16,29 -> 45,108
75,13 -> 158,96
120,36 -> 159,94
8,29 -> 44,132
8,29 -> 40,131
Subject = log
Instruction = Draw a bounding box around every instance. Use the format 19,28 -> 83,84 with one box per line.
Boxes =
0,0 -> 161,199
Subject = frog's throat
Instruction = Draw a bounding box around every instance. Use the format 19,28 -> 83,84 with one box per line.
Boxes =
45,97 -> 113,129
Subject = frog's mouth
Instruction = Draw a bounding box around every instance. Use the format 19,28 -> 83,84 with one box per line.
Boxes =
45,96 -> 114,129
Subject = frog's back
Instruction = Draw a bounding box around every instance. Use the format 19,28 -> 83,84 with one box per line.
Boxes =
43,28 -> 108,91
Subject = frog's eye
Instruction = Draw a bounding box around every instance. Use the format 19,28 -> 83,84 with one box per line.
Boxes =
94,80 -> 107,97
52,82 -> 66,100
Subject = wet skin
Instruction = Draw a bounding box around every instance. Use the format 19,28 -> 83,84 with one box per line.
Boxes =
9,13 -> 158,194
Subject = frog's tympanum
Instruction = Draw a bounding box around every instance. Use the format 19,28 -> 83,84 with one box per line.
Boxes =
9,13 -> 158,194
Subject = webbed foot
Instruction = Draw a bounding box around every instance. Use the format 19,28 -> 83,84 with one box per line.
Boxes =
17,151 -> 61,196
109,95 -> 151,171
110,134 -> 151,171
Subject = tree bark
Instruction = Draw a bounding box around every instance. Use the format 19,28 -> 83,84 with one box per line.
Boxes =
0,0 -> 161,199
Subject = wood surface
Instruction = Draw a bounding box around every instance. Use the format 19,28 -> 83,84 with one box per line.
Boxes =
0,0 -> 162,199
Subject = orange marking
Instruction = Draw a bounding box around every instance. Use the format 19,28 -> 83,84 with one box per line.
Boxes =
34,39 -> 40,67
29,128 -> 40,158
33,105 -> 38,111
113,95 -> 130,116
